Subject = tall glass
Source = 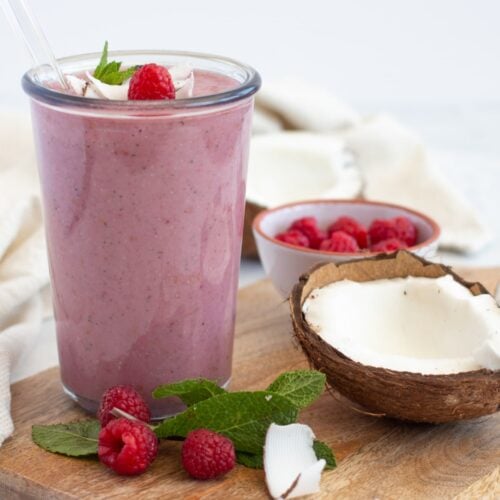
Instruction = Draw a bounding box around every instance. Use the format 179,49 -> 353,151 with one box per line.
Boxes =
23,51 -> 261,418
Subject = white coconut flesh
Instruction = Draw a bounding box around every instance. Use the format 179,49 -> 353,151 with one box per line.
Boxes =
302,275 -> 500,375
264,423 -> 326,499
246,132 -> 362,208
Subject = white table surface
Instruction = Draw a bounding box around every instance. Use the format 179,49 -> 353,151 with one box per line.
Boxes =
11,101 -> 500,384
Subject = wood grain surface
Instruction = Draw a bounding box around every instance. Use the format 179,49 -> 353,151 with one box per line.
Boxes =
0,267 -> 499,499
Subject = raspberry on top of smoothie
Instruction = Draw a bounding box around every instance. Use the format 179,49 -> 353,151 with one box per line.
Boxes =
65,41 -> 194,100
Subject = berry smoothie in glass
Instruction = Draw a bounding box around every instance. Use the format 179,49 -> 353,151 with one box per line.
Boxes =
22,46 -> 261,418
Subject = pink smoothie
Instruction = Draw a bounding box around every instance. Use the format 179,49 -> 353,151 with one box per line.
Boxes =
29,69 -> 254,417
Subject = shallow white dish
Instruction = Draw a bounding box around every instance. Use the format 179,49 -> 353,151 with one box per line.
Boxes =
252,199 -> 441,297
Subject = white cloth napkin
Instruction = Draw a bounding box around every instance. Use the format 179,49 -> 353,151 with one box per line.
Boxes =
254,79 -> 492,253
0,112 -> 50,446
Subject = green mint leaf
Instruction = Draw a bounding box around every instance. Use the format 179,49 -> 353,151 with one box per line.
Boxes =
99,66 -> 137,85
152,378 -> 226,406
100,60 -> 121,76
32,419 -> 100,457
92,41 -> 137,85
313,440 -> 336,469
236,450 -> 263,469
154,391 -> 298,454
93,41 -> 109,79
267,370 -> 326,409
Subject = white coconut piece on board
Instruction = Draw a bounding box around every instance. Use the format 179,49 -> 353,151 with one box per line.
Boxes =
302,274 -> 500,375
264,423 -> 326,499
246,132 -> 362,208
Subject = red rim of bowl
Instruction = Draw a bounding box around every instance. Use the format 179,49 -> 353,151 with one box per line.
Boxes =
252,199 -> 441,257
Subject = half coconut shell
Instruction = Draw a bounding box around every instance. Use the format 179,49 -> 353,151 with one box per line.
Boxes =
290,250 -> 500,423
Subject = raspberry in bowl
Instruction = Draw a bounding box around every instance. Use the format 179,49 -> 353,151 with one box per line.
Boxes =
252,200 -> 440,297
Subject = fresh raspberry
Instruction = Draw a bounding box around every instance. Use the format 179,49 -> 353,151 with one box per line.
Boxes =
320,231 -> 359,253
371,238 -> 407,253
368,217 -> 418,247
289,217 -> 327,249
128,64 -> 176,100
98,418 -> 158,476
181,429 -> 236,480
393,217 -> 418,246
98,385 -> 151,427
275,229 -> 310,248
328,216 -> 368,248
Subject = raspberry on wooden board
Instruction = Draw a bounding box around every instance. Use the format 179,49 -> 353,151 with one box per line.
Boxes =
98,418 -> 158,476
181,429 -> 236,480
98,385 -> 151,427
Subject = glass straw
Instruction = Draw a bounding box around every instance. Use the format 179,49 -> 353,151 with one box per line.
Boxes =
0,0 -> 67,88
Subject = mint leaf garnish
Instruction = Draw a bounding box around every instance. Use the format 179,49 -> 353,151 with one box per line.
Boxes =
93,41 -> 109,79
313,440 -> 336,469
154,391 -> 298,454
93,41 -> 137,85
152,379 -> 226,406
32,419 -> 100,457
267,370 -> 326,409
236,451 -> 263,469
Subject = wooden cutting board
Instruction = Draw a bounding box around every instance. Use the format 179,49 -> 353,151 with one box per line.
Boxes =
1,267 -> 499,499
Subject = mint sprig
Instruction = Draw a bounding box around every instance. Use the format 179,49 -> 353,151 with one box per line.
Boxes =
32,419 -> 99,457
31,370 -> 335,470
154,391 -> 298,454
93,41 -> 137,85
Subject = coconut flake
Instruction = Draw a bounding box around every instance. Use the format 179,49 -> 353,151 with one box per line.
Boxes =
65,74 -> 87,96
264,423 -> 326,499
86,72 -> 129,100
169,63 -> 195,99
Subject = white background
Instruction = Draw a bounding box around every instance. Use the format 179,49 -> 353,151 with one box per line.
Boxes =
1,0 -> 499,110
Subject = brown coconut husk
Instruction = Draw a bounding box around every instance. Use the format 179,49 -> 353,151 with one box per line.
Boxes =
290,250 -> 500,423
241,200 -> 264,258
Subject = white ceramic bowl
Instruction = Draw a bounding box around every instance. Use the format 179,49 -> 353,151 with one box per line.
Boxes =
252,200 -> 441,297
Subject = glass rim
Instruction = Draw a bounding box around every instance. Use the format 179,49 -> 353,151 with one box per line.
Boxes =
22,49 -> 261,110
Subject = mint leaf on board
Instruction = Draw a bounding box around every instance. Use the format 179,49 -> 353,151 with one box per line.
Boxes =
236,451 -> 263,469
152,379 -> 226,406
32,419 -> 100,457
313,440 -> 336,469
93,41 -> 137,85
267,370 -> 326,409
154,391 -> 298,454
